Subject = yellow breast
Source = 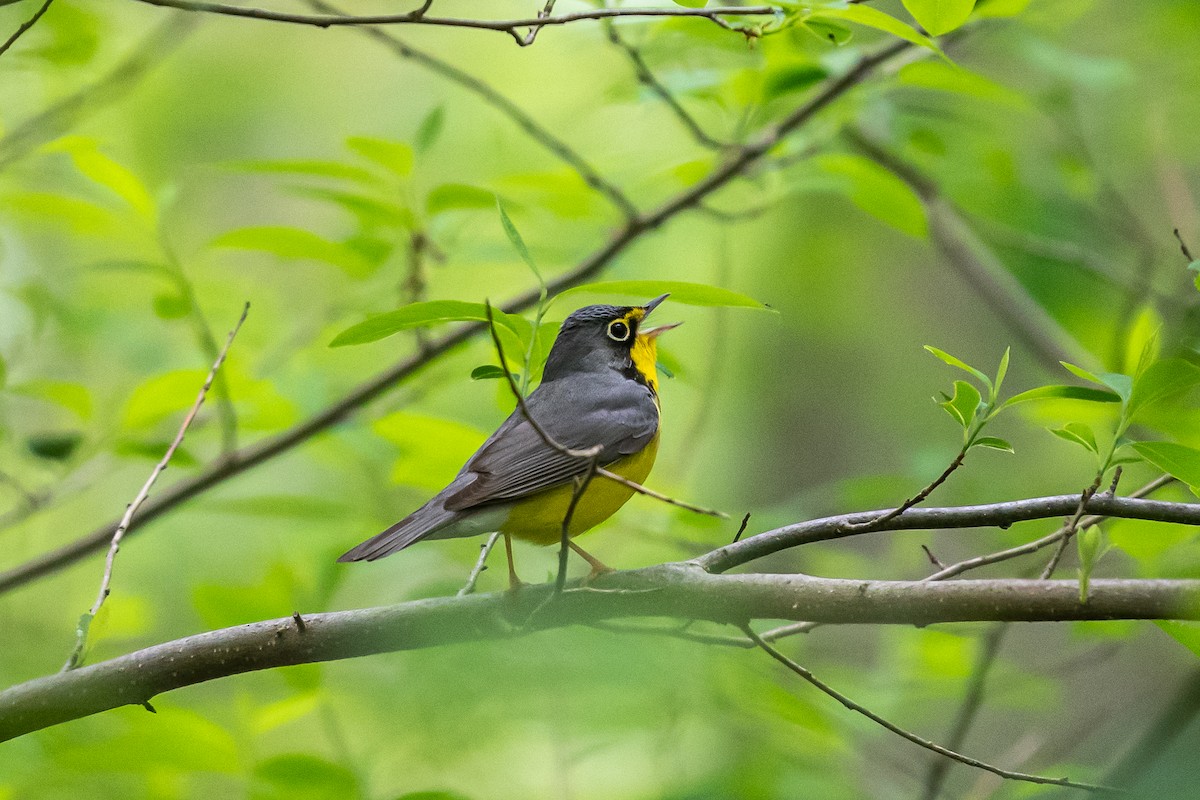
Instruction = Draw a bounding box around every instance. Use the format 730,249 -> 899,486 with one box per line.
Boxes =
500,433 -> 659,546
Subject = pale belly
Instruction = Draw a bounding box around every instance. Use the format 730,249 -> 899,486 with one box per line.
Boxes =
499,435 -> 659,546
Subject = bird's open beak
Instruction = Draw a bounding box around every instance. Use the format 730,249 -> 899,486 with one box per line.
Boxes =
642,293 -> 670,316
642,321 -> 682,338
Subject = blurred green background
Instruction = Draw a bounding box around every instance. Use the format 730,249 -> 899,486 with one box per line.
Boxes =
2,0 -> 1200,797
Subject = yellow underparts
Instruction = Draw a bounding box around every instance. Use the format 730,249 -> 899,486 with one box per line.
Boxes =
501,327 -> 661,546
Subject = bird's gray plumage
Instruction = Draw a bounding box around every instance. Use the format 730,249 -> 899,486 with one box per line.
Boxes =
337,303 -> 660,563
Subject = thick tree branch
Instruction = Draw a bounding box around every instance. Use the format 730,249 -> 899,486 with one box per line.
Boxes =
0,37 -> 913,597
699,492 -> 1200,573
3,566 -> 1199,743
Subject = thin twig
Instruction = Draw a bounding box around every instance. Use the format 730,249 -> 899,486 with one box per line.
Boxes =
1175,228 -> 1195,261
926,475 -> 1173,582
457,532 -> 501,597
920,625 -> 1008,800
0,0 -> 54,58
743,626 -> 1117,794
1039,474 -> 1103,580
133,1 -> 780,36
557,467 -> 597,594
594,466 -> 726,517
63,302 -> 250,671
733,513 -> 751,543
847,448 -> 967,532
603,19 -> 726,150
483,301 -> 602,460
519,0 -> 555,46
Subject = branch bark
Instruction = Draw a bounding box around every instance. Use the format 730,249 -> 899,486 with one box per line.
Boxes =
3,566 -> 1198,743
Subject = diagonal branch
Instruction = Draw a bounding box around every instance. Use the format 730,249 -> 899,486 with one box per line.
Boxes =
3,568 -> 1200,743
743,627 -> 1115,794
0,33 -> 914,598
602,19 -> 727,150
62,303 -> 250,671
0,0 -> 54,58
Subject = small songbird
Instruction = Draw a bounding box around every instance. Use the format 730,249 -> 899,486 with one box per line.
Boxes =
338,294 -> 679,586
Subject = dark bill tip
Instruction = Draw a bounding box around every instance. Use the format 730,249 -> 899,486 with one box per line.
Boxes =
642,293 -> 670,316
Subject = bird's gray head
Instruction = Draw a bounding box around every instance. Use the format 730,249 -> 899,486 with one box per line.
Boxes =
541,294 -> 677,383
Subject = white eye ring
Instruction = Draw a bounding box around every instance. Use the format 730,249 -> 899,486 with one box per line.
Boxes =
607,320 -> 631,342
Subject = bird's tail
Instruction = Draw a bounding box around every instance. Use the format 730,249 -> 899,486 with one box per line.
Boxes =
337,498 -> 459,562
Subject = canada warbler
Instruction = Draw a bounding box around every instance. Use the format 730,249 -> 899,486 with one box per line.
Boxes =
338,294 -> 678,585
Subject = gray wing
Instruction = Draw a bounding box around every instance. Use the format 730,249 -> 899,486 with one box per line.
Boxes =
443,376 -> 658,512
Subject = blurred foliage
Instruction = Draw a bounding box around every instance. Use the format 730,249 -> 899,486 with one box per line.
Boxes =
1,0 -> 1199,797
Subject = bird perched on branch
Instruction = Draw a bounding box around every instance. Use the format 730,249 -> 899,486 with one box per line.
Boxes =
338,294 -> 679,587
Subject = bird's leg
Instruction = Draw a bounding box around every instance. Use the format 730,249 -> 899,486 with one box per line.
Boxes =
503,532 -> 524,590
568,540 -> 612,583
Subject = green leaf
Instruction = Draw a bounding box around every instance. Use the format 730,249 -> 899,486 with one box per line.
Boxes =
346,136 -> 413,177
470,365 -> 517,381
253,753 -> 358,800
287,186 -> 414,229
939,380 -> 981,428
1122,305 -> 1162,378
10,379 -> 93,419
153,292 -> 191,319
496,199 -> 543,286
373,412 -> 487,492
1076,524 -> 1106,603
554,280 -> 768,310
972,436 -> 1013,453
26,431 -> 83,461
415,106 -> 445,153
1060,361 -> 1133,402
1001,384 -> 1120,408
924,346 -> 991,390
4,190 -> 120,235
896,60 -> 1024,106
426,183 -> 496,216
808,6 -> 940,53
762,63 -> 829,101
994,347 -> 1010,398
900,0 -> 977,36
1156,621 -> 1200,660
211,226 -> 376,278
329,300 -> 524,347
1131,442 -> 1200,489
47,136 -> 156,224
1128,358 -> 1200,420
671,0 -> 708,7
226,158 -> 382,185
812,153 -> 928,238
800,18 -> 854,45
1049,422 -> 1098,454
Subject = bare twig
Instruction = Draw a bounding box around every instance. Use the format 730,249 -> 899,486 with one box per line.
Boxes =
519,0 -> 555,46
62,303 -> 249,671
132,0 -> 779,38
733,513 -> 751,543
847,448 -> 967,532
1039,475 -> 1104,580
0,0 -> 54,58
457,532 -> 501,597
925,475 -> 1174,582
920,625 -> 1009,800
921,544 -> 946,570
594,466 -> 726,517
603,19 -> 726,150
1175,228 -> 1195,261
743,626 -> 1116,794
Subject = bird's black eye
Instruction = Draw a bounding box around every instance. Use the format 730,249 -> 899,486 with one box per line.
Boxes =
606,320 -> 631,342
